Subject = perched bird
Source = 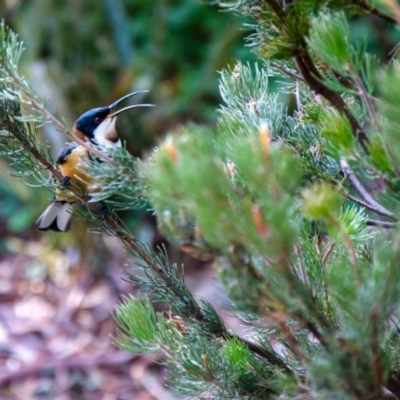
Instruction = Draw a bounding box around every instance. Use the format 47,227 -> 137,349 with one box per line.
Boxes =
35,91 -> 152,232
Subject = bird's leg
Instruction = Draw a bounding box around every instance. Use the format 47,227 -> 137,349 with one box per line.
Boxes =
98,201 -> 108,220
61,176 -> 71,186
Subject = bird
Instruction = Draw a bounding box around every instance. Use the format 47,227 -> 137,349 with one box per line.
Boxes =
35,91 -> 152,232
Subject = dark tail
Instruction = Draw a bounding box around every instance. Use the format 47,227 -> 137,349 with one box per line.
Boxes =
35,201 -> 75,232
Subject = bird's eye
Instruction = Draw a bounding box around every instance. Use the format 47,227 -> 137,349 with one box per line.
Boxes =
94,116 -> 102,124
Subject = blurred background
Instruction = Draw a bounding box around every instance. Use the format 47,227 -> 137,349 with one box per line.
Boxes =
1,1 -> 399,399
0,1 -> 254,398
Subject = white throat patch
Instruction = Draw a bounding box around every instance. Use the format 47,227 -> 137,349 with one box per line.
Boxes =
93,118 -> 121,147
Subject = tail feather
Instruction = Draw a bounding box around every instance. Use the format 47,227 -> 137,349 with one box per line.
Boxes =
35,201 -> 75,232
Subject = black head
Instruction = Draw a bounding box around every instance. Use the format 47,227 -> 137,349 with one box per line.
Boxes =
74,107 -> 110,140
73,91 -> 154,143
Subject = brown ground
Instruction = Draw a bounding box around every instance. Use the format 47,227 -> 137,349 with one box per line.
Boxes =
0,228 -> 240,399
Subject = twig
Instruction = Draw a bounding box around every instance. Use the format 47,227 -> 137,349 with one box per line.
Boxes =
321,243 -> 335,320
279,321 -> 309,363
382,0 -> 400,24
270,62 -> 305,82
366,219 -> 397,228
264,0 -> 371,154
0,118 -> 64,181
345,193 -> 397,221
27,95 -> 113,164
349,150 -> 390,183
322,243 -> 336,265
295,245 -> 307,285
289,261 -> 299,278
231,334 -> 291,373
8,128 -> 294,378
349,67 -> 400,176
296,52 -> 370,155
9,74 -> 113,163
0,108 -> 293,376
340,158 -> 396,221
264,0 -> 287,24
359,0 -> 398,25
305,321 -> 328,347
4,108 -> 293,375
371,8 -> 398,25
351,71 -> 380,132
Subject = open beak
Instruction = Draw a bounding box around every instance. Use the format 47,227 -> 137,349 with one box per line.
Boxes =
107,90 -> 154,119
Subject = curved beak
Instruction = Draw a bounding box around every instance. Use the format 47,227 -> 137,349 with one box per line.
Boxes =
107,90 -> 154,119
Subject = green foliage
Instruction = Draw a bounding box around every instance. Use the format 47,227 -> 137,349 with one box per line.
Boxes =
320,108 -> 355,154
83,144 -> 143,209
378,62 -> 400,168
302,182 -> 343,221
3,0 -> 400,399
307,12 -> 352,74
115,296 -> 161,354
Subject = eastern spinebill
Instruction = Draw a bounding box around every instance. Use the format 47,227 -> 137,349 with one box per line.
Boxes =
35,91 -> 152,232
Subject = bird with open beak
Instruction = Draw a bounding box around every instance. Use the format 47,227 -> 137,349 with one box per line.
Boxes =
35,91 -> 152,232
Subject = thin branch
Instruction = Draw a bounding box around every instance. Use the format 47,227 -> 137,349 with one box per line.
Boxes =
352,72 -> 379,131
3,107 -> 294,375
305,321 -> 328,347
27,94 -> 113,164
322,243 -> 336,265
8,135 -> 293,378
349,67 -> 399,176
295,245 -> 307,285
8,74 -> 113,164
371,8 -> 398,25
366,219 -> 397,228
0,37 -> 112,164
279,321 -> 309,363
349,150 -> 389,182
359,0 -> 398,25
296,52 -> 370,154
270,62 -> 305,82
104,220 -> 294,373
321,243 -> 335,319
340,158 -> 396,221
264,0 -> 287,24
345,192 -> 397,221
265,0 -> 370,153
0,117 -> 64,181
229,333 -> 292,373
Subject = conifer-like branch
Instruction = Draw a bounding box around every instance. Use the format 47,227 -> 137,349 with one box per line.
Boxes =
0,115 -> 63,181
261,0 -> 371,154
2,98 -> 292,377
4,4 -> 400,398
296,51 -> 371,154
340,158 -> 396,221
24,91 -> 113,164
359,0 -> 398,25
270,62 -> 305,82
366,219 -> 397,228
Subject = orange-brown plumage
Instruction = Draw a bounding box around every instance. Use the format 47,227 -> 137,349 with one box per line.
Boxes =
56,145 -> 97,202
72,126 -> 88,144
36,91 -> 153,232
